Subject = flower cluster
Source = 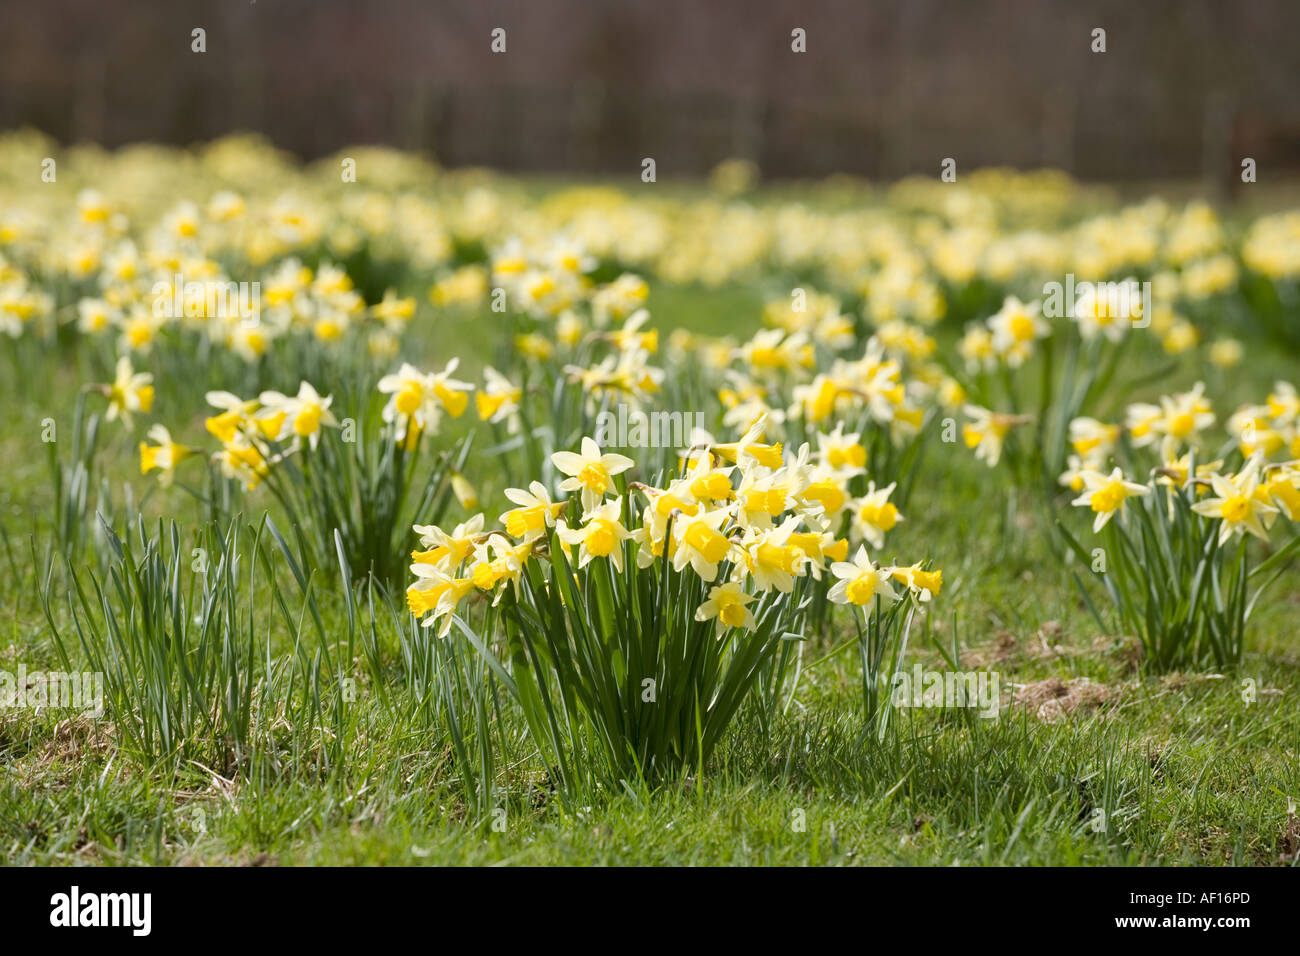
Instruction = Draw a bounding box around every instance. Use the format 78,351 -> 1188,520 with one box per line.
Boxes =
122,356 -> 524,492
200,382 -> 337,488
1064,380 -> 1300,544
405,419 -> 940,637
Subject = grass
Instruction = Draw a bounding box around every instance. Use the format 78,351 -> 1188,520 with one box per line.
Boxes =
2,283 -> 1299,867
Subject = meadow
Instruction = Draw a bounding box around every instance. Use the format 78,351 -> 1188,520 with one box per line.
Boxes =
1,132 -> 1298,866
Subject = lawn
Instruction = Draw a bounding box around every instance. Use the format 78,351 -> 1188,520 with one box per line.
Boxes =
1,137 -> 1298,866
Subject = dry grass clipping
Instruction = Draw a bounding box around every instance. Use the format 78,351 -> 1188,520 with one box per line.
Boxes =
1013,677 -> 1115,722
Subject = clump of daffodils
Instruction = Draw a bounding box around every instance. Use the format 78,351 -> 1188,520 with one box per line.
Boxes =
1067,379 -> 1300,546
1054,378 -> 1300,671
378,360 -> 474,445
128,356 -> 515,493
403,418 -> 940,783
405,416 -> 939,637
199,382 -> 338,487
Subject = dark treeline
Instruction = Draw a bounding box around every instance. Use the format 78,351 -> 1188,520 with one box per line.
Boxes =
2,0 -> 1298,182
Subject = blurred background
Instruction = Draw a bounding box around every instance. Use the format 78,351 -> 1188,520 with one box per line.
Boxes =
1,0 -> 1298,188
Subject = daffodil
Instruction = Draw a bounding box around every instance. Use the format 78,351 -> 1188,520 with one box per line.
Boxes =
791,374 -> 849,424
564,349 -> 663,411
785,529 -> 849,579
499,481 -> 565,541
378,362 -> 437,440
607,309 -> 658,354
467,533 -> 532,601
935,374 -> 966,409
1072,467 -> 1150,532
428,359 -> 474,418
138,425 -> 197,486
796,466 -> 852,527
1191,461 -> 1277,543
671,505 -> 735,582
551,437 -> 635,512
957,324 -> 997,373
631,501 -> 675,568
429,264 -> 488,307
737,515 -> 807,593
1227,405 -> 1287,458
682,453 -> 734,503
815,423 -> 868,478
1068,417 -> 1120,462
213,435 -> 272,490
851,481 -> 902,549
76,189 -> 111,224
636,478 -> 695,523
1058,455 -> 1088,493
1208,338 -> 1243,368
411,514 -> 486,569
1152,382 -> 1215,451
1267,382 -> 1299,427
828,546 -> 898,607
379,360 -> 473,441
556,497 -> 632,571
161,200 -> 202,242
987,296 -> 1047,366
515,332 -> 554,361
840,340 -> 908,424
475,366 -> 523,429
876,320 -> 936,361
738,328 -> 814,376
207,190 -> 245,221
407,560 -> 476,636
694,582 -> 757,635
1155,452 -> 1223,492
257,381 -> 337,449
711,416 -> 784,469
77,297 -> 119,335
961,405 -> 1029,467
592,273 -> 650,325
734,464 -> 803,531
890,563 -> 943,602
226,320 -> 276,362
547,236 -> 596,277
1161,320 -> 1199,355
1074,279 -> 1140,342
101,355 -> 155,429
1126,401 -> 1163,448
369,289 -> 416,327
1256,464 -> 1300,521
204,391 -> 258,443
722,389 -> 784,433
311,308 -> 351,343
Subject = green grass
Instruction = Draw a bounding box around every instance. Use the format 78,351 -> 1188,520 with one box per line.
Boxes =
2,284 -> 1299,867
